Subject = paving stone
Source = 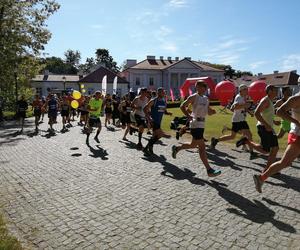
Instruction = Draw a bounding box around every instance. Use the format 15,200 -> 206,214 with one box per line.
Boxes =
0,117 -> 299,249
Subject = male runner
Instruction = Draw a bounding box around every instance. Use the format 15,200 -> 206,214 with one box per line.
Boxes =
45,94 -> 59,133
16,95 -> 28,132
211,84 -> 257,159
60,95 -> 71,131
236,85 -> 279,172
253,91 -> 300,193
171,80 -> 221,177
32,94 -> 43,131
131,88 -> 149,149
274,87 -> 292,138
86,91 -> 103,143
119,94 -> 132,141
143,88 -> 172,155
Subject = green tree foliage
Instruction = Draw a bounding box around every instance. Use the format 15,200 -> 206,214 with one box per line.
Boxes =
0,0 -> 60,107
199,61 -> 253,79
95,49 -> 119,73
64,49 -> 81,69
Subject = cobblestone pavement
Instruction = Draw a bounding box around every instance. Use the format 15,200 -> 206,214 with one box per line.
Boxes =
0,117 -> 299,250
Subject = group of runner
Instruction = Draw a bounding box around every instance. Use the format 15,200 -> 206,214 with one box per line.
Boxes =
14,80 -> 300,193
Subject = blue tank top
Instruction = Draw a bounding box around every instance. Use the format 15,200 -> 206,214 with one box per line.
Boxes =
151,98 -> 166,124
48,99 -> 57,111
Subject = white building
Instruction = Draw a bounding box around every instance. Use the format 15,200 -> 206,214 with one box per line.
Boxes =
121,56 -> 224,97
31,66 -> 129,97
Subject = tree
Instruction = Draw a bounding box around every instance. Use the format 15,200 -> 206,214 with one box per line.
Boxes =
41,56 -> 80,74
78,57 -> 96,74
64,49 -> 81,69
0,0 -> 60,108
95,49 -> 119,73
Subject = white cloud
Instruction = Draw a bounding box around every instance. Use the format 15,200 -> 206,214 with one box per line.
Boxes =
281,54 -> 300,71
249,60 -> 268,70
202,36 -> 251,65
161,42 -> 178,52
168,0 -> 188,8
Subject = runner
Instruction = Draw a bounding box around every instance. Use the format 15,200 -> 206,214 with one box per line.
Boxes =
78,96 -> 90,128
119,94 -> 132,141
236,85 -> 280,172
131,88 -> 149,149
171,80 -> 221,177
274,87 -> 292,138
210,84 -> 257,159
45,94 -> 59,133
60,95 -> 71,131
112,94 -> 120,126
16,95 -> 28,132
143,87 -> 172,155
104,94 -> 113,127
32,94 -> 43,131
86,91 -> 103,144
253,91 -> 300,193
40,96 -> 46,122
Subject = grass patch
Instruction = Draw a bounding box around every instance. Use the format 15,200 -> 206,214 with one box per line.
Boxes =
0,213 -> 22,250
3,106 -> 33,120
162,106 -> 288,152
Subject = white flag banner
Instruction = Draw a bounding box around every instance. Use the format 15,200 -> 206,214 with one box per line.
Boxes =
113,76 -> 118,94
102,75 -> 107,95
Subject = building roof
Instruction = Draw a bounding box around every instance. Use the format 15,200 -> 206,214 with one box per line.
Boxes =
79,66 -> 129,84
32,74 -> 82,82
127,58 -> 224,72
233,71 -> 299,87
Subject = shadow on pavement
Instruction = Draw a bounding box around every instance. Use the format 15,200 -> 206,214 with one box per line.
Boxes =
265,173 -> 300,193
87,143 -> 108,160
144,154 -> 296,233
208,181 -> 296,234
262,197 -> 300,214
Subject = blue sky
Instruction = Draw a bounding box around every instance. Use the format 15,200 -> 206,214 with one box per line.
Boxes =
44,0 -> 300,74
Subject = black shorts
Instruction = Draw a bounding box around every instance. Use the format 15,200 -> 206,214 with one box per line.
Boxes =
257,125 -> 278,152
80,110 -> 89,116
105,108 -> 112,114
17,111 -> 26,119
61,110 -> 69,117
191,128 -> 204,140
48,111 -> 57,119
135,114 -> 146,128
121,113 -> 131,126
34,109 -> 41,117
152,122 -> 161,131
232,121 -> 249,133
89,117 -> 101,127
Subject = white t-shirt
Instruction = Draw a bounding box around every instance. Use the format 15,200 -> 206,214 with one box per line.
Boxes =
232,94 -> 246,122
134,96 -> 148,117
190,94 -> 208,129
290,93 -> 300,136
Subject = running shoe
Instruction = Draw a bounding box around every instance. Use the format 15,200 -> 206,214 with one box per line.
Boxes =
176,131 -> 180,140
171,145 -> 177,159
253,174 -> 263,193
210,137 -> 218,149
207,168 -> 221,177
236,137 -> 248,148
249,151 -> 258,160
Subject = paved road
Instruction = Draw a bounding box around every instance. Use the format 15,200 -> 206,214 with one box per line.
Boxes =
0,117 -> 299,249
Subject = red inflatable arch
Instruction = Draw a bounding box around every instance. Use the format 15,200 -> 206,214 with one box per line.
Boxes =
179,77 -> 217,99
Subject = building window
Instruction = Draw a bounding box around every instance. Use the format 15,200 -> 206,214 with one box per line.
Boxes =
136,77 -> 140,86
149,77 -> 154,86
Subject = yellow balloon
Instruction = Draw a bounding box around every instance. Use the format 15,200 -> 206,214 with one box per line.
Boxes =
80,84 -> 85,89
72,90 -> 81,100
82,89 -> 86,93
71,100 -> 79,109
